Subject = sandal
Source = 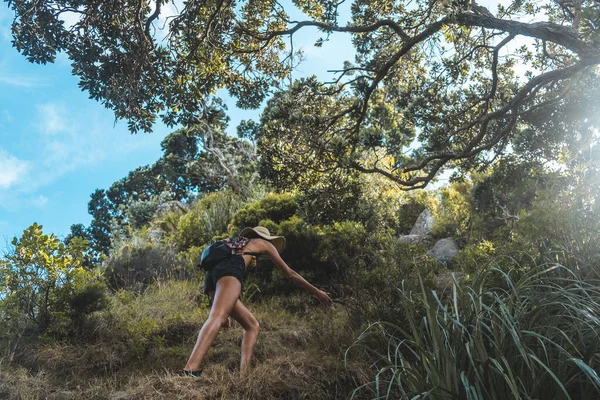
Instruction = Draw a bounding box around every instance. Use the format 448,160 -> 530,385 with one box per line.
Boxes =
181,369 -> 202,377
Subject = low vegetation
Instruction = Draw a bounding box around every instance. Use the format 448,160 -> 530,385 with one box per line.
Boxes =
2,146 -> 600,400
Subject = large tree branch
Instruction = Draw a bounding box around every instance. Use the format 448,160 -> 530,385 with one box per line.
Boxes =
455,13 -> 596,56
144,0 -> 162,41
352,54 -> 600,188
240,18 -> 410,42
249,12 -> 596,57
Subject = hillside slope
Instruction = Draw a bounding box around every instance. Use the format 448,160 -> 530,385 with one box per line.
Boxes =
0,281 -> 371,399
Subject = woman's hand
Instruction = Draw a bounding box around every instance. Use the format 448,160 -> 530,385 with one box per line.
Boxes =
315,290 -> 333,307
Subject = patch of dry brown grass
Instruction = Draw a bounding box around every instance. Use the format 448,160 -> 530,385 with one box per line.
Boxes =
2,283 -> 371,399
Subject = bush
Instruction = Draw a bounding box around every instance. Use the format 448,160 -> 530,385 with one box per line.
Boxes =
0,224 -> 107,359
123,191 -> 175,229
295,173 -> 363,225
344,233 -> 438,326
396,191 -> 436,235
316,221 -> 370,284
510,187 -> 600,277
229,193 -> 297,234
172,190 -> 242,250
106,229 -> 184,291
432,180 -> 473,238
351,263 -> 600,400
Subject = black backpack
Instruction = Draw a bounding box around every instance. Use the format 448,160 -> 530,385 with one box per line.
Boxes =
198,241 -> 232,271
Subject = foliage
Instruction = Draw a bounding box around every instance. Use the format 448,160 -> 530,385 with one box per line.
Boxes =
432,179 -> 473,239
229,193 -> 297,234
105,228 -> 185,291
510,185 -> 600,276
454,240 -> 498,276
0,223 -> 107,359
396,190 -> 436,235
294,170 -> 364,225
172,190 -> 243,250
352,264 -> 600,400
294,164 -> 434,234
8,0 -> 599,188
75,115 -> 257,259
344,235 -> 438,326
470,158 -> 556,237
123,191 -> 175,230
97,281 -> 206,357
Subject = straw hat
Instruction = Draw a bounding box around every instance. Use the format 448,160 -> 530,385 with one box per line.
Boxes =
239,226 -> 286,253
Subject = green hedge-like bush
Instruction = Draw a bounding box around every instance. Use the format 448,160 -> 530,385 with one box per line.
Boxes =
229,193 -> 297,234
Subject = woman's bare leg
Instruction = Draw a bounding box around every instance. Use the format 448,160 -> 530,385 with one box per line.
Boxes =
229,300 -> 260,373
206,291 -> 232,329
184,276 -> 241,372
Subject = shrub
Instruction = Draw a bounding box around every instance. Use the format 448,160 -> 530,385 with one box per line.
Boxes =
316,221 -> 370,284
396,191 -> 437,235
0,224 -> 106,359
510,188 -> 600,277
105,229 -> 183,291
345,233 -> 438,326
351,264 -> 600,400
83,280 -> 206,359
295,173 -> 363,225
229,193 -> 297,234
123,191 -> 175,229
172,190 -> 242,250
432,180 -> 473,238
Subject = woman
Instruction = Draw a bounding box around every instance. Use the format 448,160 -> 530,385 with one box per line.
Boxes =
183,226 -> 333,376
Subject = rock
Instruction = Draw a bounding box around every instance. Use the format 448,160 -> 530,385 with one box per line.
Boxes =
409,209 -> 435,236
398,234 -> 426,245
427,238 -> 459,263
397,234 -> 434,248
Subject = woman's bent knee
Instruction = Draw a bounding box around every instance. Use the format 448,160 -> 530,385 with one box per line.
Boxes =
248,319 -> 259,333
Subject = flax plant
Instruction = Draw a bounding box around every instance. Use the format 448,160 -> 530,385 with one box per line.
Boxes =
350,263 -> 600,399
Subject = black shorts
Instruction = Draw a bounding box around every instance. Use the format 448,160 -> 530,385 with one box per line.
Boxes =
203,255 -> 245,294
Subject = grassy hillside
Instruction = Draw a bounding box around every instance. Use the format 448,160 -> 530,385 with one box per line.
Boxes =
0,281 -> 369,399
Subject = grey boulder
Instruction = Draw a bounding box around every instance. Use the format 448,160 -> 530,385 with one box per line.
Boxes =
410,209 -> 435,236
427,238 -> 459,262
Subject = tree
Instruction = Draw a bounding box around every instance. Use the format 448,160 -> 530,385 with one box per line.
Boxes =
74,109 -> 257,258
6,0 -> 599,187
0,223 -> 104,359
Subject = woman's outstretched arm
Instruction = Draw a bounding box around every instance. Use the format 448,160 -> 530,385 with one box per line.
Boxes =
261,241 -> 333,306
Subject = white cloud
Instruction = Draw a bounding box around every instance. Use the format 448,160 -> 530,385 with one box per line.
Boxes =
32,195 -> 49,208
0,149 -> 29,189
0,74 -> 47,88
37,103 -> 67,135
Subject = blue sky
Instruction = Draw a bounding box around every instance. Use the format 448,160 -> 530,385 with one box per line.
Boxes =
0,2 -> 354,246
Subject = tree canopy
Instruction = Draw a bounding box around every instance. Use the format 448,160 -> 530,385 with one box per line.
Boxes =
6,0 -> 600,187
71,108 -> 257,256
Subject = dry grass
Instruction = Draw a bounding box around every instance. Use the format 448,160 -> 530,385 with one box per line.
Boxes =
1,281 -> 371,399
